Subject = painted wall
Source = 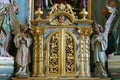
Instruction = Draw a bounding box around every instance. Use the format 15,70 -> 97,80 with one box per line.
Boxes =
16,0 -> 29,25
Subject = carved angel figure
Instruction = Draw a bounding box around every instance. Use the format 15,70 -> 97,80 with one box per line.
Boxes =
14,23 -> 32,77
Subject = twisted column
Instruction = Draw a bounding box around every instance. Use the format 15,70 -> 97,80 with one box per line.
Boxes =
78,28 -> 85,76
31,29 -> 39,76
85,35 -> 90,76
31,28 -> 45,76
78,28 -> 92,77
37,28 -> 45,76
84,29 -> 92,77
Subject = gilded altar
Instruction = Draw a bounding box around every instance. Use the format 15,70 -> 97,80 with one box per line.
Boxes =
30,3 -> 92,77
13,3 -> 111,80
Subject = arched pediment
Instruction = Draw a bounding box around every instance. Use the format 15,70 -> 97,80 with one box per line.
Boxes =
46,3 -> 77,26
47,11 -> 75,23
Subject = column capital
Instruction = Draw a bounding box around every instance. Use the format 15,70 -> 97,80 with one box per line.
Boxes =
77,27 -> 92,36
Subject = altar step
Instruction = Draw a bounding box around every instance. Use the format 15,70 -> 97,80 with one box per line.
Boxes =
108,55 -> 120,80
0,57 -> 14,80
108,55 -> 120,72
12,77 -> 111,80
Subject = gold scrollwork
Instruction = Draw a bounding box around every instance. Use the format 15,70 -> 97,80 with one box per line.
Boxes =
49,33 -> 59,73
46,31 -> 60,76
65,33 -> 76,73
46,29 -> 77,76
47,4 -> 76,20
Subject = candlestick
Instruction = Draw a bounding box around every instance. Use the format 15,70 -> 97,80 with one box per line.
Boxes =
83,0 -> 87,8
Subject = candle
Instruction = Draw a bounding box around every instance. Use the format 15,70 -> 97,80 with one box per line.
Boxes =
36,0 -> 43,8
83,0 -> 87,8
41,0 -> 43,8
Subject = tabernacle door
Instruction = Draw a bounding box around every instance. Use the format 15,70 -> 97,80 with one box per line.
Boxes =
46,29 -> 77,76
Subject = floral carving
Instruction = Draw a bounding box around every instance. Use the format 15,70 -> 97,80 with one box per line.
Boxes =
49,33 -> 59,73
65,33 -> 75,73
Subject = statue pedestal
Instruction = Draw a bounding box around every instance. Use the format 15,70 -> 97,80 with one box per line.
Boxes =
0,57 -> 14,80
108,56 -> 120,79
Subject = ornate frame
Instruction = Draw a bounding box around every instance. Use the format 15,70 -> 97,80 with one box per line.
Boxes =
29,0 -> 92,21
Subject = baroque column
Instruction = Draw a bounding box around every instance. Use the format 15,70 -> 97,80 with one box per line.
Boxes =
31,29 -> 38,76
31,27 -> 45,76
78,28 -> 85,76
84,29 -> 92,76
78,27 -> 92,77
37,28 -> 45,76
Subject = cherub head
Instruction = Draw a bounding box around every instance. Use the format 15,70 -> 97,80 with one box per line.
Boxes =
58,15 -> 65,23
94,23 -> 103,34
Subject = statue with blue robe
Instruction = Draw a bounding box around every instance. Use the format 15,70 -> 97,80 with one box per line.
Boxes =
91,6 -> 116,77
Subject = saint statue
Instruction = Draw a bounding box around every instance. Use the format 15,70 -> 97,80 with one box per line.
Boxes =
0,0 -> 20,53
14,22 -> 32,77
91,24 -> 108,77
92,4 -> 116,77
